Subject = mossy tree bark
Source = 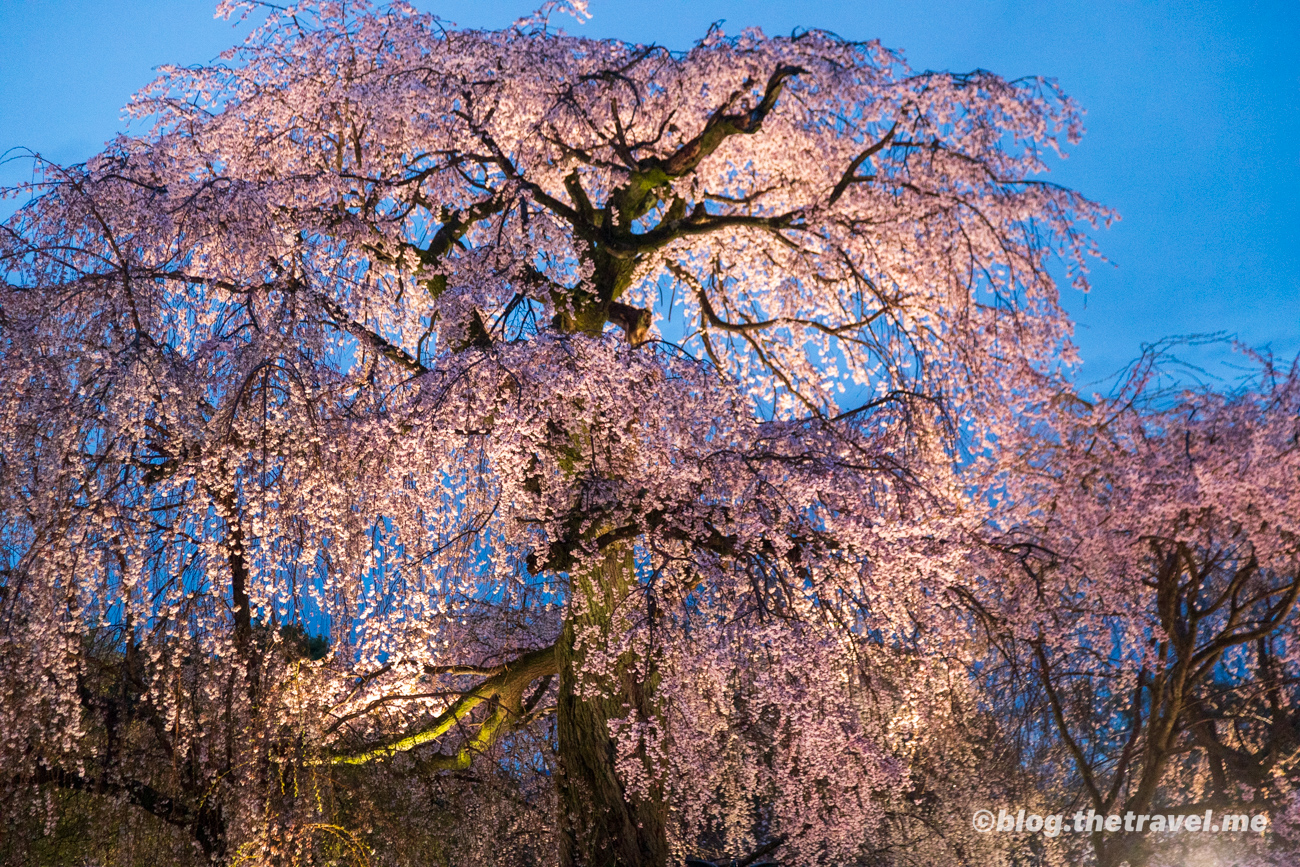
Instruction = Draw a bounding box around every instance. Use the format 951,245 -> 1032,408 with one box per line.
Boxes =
556,545 -> 668,867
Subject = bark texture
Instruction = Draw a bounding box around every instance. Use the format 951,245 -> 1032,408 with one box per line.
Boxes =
557,547 -> 668,867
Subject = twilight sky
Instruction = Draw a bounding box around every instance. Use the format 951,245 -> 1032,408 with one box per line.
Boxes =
2,0 -> 1296,385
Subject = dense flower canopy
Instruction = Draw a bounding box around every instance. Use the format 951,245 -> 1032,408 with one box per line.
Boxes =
4,3 -> 1293,867
976,357 -> 1300,867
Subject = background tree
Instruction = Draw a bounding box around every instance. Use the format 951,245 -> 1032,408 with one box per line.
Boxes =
1,1 -> 1108,864
974,354 -> 1300,867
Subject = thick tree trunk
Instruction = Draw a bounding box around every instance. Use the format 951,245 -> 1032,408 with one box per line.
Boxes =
556,546 -> 668,867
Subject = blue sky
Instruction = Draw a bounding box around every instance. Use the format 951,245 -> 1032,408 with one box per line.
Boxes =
2,0 -> 1296,385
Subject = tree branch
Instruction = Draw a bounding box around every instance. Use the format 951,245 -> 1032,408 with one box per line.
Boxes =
329,644 -> 557,766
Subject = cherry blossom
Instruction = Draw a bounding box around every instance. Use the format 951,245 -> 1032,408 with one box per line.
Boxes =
0,2 -> 1137,865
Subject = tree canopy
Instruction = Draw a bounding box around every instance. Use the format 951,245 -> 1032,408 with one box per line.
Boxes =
0,3 -> 1295,867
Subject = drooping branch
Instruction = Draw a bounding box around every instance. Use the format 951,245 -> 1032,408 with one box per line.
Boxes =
1031,638 -> 1105,810
829,121 -> 898,205
32,765 -> 225,856
306,284 -> 428,374
329,644 -> 557,767
158,269 -> 429,374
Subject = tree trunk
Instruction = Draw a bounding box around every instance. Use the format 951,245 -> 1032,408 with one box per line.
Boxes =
557,545 -> 668,867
